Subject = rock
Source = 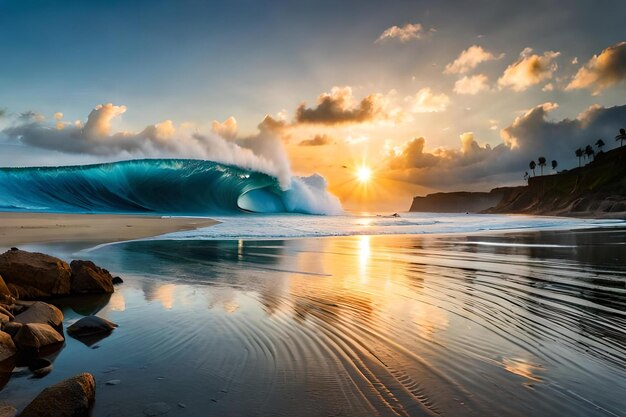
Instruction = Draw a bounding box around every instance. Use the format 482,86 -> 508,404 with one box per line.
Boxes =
1,322 -> 21,337
70,260 -> 114,294
0,276 -> 12,304
14,323 -> 64,351
67,316 -> 117,346
0,306 -> 13,321
0,250 -> 71,299
112,276 -> 124,285
67,316 -> 117,337
143,402 -> 171,416
14,301 -> 64,331
28,358 -> 53,378
0,332 -> 16,362
20,373 -> 95,417
0,405 -> 17,417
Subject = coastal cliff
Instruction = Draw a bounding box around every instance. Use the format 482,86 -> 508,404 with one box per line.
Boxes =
410,147 -> 626,218
409,189 -> 507,213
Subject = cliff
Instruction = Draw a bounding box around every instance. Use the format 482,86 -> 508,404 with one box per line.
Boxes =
409,189 -> 508,213
409,147 -> 626,218
486,148 -> 626,218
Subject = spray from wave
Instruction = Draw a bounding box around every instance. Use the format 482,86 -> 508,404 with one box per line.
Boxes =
0,103 -> 343,215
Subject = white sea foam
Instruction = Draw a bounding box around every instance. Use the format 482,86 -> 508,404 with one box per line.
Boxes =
149,212 -> 626,241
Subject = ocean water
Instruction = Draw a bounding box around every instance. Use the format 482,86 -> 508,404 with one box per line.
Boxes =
2,216 -> 625,416
148,212 -> 625,240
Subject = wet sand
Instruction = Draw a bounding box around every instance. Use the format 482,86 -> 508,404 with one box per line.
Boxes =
0,212 -> 217,248
1,228 -> 625,416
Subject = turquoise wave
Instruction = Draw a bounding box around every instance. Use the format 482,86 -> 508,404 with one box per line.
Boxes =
0,159 -> 333,214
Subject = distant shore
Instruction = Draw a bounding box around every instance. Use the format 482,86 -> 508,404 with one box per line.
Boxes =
0,212 -> 217,247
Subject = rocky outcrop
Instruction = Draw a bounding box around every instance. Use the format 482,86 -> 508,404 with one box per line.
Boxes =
14,301 -> 63,331
409,189 -> 507,213
0,331 -> 16,362
13,323 -> 64,351
70,260 -> 114,294
0,276 -> 12,304
0,250 -> 71,299
19,373 -> 95,417
486,147 -> 626,218
0,405 -> 17,417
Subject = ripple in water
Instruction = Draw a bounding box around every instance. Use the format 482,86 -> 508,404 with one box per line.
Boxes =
3,228 -> 625,416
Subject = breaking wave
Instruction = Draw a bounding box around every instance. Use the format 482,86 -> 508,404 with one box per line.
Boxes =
0,159 -> 342,215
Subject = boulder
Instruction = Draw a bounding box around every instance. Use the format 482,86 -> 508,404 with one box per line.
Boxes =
14,301 -> 64,331
112,276 -> 124,285
13,323 -> 64,351
0,306 -> 13,321
1,322 -> 22,337
67,316 -> 118,337
0,276 -> 12,304
0,405 -> 17,417
0,331 -> 16,362
70,260 -> 114,294
28,358 -> 53,378
20,373 -> 95,417
0,250 -> 71,299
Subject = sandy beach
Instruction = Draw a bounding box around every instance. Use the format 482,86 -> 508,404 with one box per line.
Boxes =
0,212 -> 217,248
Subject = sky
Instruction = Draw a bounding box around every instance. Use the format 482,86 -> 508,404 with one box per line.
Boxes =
1,0 -> 626,210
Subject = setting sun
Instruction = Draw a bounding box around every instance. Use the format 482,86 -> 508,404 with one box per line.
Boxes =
356,166 -> 373,183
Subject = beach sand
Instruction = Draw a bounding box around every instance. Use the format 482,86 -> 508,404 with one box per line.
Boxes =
0,212 -> 217,248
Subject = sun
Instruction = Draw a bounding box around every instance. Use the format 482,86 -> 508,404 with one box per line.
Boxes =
356,166 -> 373,183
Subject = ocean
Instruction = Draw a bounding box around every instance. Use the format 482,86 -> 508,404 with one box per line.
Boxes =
3,213 -> 625,416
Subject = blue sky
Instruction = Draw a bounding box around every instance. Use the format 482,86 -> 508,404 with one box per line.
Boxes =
1,0 -> 626,208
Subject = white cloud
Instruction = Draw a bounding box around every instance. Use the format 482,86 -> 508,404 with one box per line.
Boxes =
566,42 -> 626,94
376,23 -> 433,43
211,116 -> 238,139
405,88 -> 450,113
453,74 -> 491,95
498,48 -> 560,92
444,45 -> 503,74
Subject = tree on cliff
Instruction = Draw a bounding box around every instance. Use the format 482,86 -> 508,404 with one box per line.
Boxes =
584,144 -> 595,161
529,160 -> 536,176
575,148 -> 584,167
537,157 -> 546,176
595,139 -> 605,152
551,160 -> 558,171
617,128 -> 626,149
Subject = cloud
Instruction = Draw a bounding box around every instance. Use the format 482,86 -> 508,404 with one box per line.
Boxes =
405,88 -> 450,112
295,86 -> 399,125
444,45 -> 503,74
376,23 -> 433,43
453,74 -> 491,95
385,102 -> 626,189
298,134 -> 332,146
211,116 -> 238,139
566,42 -> 626,94
498,48 -> 560,91
3,103 -> 296,188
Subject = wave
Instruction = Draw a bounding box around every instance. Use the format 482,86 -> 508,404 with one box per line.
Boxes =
0,159 -> 342,215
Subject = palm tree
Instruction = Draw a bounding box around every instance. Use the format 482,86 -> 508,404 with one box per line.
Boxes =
617,128 -> 626,149
595,139 -> 605,151
524,171 -> 529,183
529,160 -> 536,177
584,144 -> 595,161
575,148 -> 584,167
537,156 -> 546,176
551,160 -> 558,171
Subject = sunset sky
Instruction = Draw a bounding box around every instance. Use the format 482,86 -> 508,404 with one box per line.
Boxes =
1,0 -> 626,210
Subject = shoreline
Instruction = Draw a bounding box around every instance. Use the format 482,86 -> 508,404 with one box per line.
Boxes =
0,212 -> 217,249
